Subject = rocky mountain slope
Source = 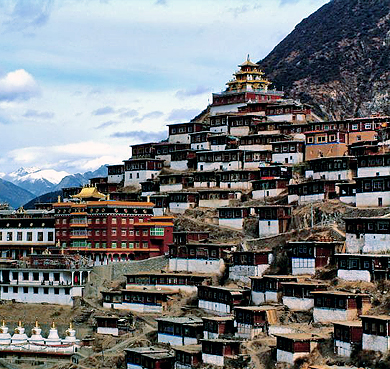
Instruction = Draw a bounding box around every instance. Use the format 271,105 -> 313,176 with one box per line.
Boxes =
259,0 -> 390,120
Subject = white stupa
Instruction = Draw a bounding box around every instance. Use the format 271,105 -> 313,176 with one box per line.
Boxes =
45,321 -> 61,346
62,322 -> 78,344
0,320 -> 11,346
11,321 -> 28,349
28,320 -> 45,350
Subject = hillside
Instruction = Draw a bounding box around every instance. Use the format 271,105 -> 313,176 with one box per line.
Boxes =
0,179 -> 35,209
259,0 -> 390,120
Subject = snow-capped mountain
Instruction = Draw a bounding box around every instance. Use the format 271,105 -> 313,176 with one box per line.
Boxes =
3,165 -> 108,198
7,167 -> 69,184
4,167 -> 70,196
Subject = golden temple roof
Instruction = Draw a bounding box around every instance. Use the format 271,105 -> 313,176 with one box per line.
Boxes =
71,186 -> 106,200
238,54 -> 260,68
226,55 -> 272,92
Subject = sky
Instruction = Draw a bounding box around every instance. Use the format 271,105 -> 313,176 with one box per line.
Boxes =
0,0 -> 329,175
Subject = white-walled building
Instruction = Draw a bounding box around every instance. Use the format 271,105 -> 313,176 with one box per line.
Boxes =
218,207 -> 250,230
286,240 -> 342,276
229,250 -> 273,283
0,255 -> 90,306
168,122 -> 208,144
123,158 -> 163,187
197,285 -> 250,314
361,315 -> 390,354
272,140 -> 305,165
157,317 -> 203,346
250,275 -> 298,305
107,164 -> 124,184
168,242 -> 231,274
312,291 -> 371,323
344,216 -> 390,254
333,321 -> 362,357
0,209 -> 55,259
275,333 -> 324,365
281,281 -> 328,311
305,156 -> 356,181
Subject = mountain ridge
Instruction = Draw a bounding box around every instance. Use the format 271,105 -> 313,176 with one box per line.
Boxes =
259,0 -> 390,120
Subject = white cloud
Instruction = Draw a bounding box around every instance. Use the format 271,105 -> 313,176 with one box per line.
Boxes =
0,69 -> 40,102
7,141 -> 129,173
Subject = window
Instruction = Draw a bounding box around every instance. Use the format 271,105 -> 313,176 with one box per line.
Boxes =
112,218 -> 117,224
17,232 -> 22,241
352,124 -> 358,130
121,242 -> 127,248
112,229 -> 117,236
54,288 -> 59,295
3,286 -> 8,293
150,228 -> 164,236
143,230 -> 148,236
48,232 -> 54,241
13,287 -> 18,294
112,242 -> 117,248
6,232 -> 12,241
129,242 -> 134,248
317,136 -> 326,143
23,287 -> 28,294
62,219 -> 67,224
54,273 -> 60,282
143,242 -> 148,248
44,288 -> 49,294
121,218 -> 126,225
121,230 -> 127,236
37,232 -> 43,241
23,272 -> 29,281
33,272 -> 39,281
33,287 -> 38,294
129,230 -> 134,236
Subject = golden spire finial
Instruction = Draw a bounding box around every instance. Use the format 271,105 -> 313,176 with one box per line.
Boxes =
1,320 -> 5,327
18,320 -> 22,327
35,320 -> 39,328
247,54 -> 250,62
69,321 -> 73,330
51,321 -> 55,329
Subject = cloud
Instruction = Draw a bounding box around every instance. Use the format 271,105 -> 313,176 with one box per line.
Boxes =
175,86 -> 211,99
111,130 -> 166,142
119,109 -> 139,118
92,106 -> 115,115
227,3 -> 262,17
280,0 -> 300,5
133,110 -> 163,123
95,120 -> 120,129
155,0 -> 167,5
0,69 -> 40,102
3,0 -> 54,32
167,108 -> 199,122
7,141 -> 129,172
23,109 -> 54,119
